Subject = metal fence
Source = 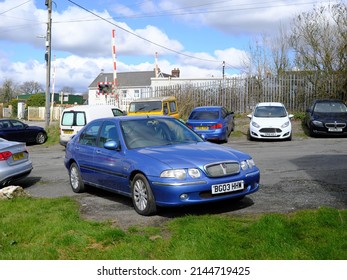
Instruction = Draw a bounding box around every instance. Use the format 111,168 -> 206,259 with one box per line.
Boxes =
25,73 -> 346,121
153,73 -> 346,116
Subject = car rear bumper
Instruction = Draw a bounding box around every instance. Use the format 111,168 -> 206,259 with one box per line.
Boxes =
0,161 -> 33,186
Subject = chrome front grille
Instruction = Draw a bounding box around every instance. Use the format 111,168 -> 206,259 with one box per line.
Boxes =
204,161 -> 240,177
325,122 -> 346,129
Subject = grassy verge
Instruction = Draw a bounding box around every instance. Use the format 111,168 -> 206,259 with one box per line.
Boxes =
44,123 -> 60,145
0,197 -> 345,260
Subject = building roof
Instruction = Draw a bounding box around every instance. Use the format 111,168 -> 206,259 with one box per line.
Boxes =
89,70 -> 171,88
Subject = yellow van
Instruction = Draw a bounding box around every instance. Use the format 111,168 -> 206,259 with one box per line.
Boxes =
127,96 -> 180,118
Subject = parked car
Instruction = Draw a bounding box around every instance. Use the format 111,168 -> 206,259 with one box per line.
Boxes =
186,106 -> 234,143
247,102 -> 293,141
64,116 -> 260,216
305,99 -> 347,137
127,96 -> 180,119
0,138 -> 33,187
0,119 -> 47,144
60,105 -> 124,146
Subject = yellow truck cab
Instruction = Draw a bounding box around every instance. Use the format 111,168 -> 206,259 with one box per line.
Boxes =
127,96 -> 180,118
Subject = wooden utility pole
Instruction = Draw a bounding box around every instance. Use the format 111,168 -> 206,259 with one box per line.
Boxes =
45,0 -> 52,127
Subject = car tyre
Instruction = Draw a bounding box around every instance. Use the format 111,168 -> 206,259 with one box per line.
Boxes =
69,162 -> 85,193
36,132 -> 47,144
131,173 -> 157,216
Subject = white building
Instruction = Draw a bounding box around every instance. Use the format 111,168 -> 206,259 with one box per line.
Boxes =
88,69 -> 174,111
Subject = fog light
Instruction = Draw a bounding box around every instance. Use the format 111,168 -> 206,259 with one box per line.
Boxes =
180,194 -> 188,200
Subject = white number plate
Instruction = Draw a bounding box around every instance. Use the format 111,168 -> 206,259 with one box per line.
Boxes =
264,133 -> 276,136
211,180 -> 244,194
328,128 -> 342,132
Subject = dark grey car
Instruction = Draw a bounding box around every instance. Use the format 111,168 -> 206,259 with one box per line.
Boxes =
305,99 -> 347,136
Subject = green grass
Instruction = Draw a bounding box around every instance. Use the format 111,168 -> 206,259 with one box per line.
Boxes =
44,123 -> 60,145
0,197 -> 345,260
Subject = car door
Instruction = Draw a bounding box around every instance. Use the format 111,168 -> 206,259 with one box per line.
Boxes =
0,120 -> 26,142
74,120 -> 103,184
10,120 -> 34,142
93,121 -> 129,194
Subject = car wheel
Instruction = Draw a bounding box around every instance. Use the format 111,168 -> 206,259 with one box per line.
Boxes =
131,173 -> 157,216
36,132 -> 47,144
69,162 -> 85,193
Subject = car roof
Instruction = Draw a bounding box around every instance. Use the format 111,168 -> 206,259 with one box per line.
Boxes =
90,115 -> 175,122
256,102 -> 284,107
314,99 -> 344,103
192,106 -> 223,110
129,96 -> 176,102
62,105 -> 120,112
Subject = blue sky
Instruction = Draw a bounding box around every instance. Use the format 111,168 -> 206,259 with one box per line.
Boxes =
0,0 -> 337,93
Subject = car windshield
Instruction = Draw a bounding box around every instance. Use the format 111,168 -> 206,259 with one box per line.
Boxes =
120,118 -> 203,149
254,106 -> 287,117
189,111 -> 219,120
314,102 -> 347,113
129,101 -> 162,113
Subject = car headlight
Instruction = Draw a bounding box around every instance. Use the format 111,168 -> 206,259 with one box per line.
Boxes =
240,159 -> 255,170
160,168 -> 201,179
281,121 -> 290,128
161,169 -> 186,179
251,121 -> 260,128
188,168 -> 201,178
312,120 -> 324,127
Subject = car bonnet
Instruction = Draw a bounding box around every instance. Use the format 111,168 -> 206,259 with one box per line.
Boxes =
135,142 -> 248,168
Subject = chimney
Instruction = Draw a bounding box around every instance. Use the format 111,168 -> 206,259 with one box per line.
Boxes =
171,68 -> 180,77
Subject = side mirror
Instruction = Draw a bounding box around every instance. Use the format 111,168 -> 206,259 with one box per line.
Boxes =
288,114 -> 294,119
247,114 -> 252,119
104,140 -> 120,151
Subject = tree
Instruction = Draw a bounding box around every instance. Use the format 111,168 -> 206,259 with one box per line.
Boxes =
59,86 -> 75,94
289,2 -> 347,99
26,94 -> 45,107
0,79 -> 18,104
20,81 -> 43,94
243,26 -> 292,78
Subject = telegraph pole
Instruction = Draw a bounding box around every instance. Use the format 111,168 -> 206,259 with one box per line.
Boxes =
222,61 -> 225,79
45,0 -> 52,127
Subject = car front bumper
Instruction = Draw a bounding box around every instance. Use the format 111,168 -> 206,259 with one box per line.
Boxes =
149,169 -> 260,206
250,126 -> 291,139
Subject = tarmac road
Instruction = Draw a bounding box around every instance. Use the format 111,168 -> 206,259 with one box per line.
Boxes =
21,136 -> 347,229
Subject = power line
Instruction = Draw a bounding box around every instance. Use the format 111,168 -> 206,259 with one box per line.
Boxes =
0,0 -> 31,16
110,0 -> 323,20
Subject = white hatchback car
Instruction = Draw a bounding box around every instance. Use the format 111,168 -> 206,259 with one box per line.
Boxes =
247,102 -> 294,140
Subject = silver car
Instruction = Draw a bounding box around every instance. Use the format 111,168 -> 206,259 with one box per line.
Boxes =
0,138 -> 33,187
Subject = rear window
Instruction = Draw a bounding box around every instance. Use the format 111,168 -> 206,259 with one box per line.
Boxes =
61,111 -> 86,126
189,111 -> 219,120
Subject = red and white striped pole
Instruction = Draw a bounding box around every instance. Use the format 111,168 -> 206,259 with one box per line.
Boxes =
111,29 -> 119,105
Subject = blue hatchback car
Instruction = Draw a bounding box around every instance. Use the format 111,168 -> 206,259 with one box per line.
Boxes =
186,106 -> 235,143
64,116 -> 260,215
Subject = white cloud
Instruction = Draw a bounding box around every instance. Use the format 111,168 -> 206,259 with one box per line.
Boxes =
0,0 -> 331,93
